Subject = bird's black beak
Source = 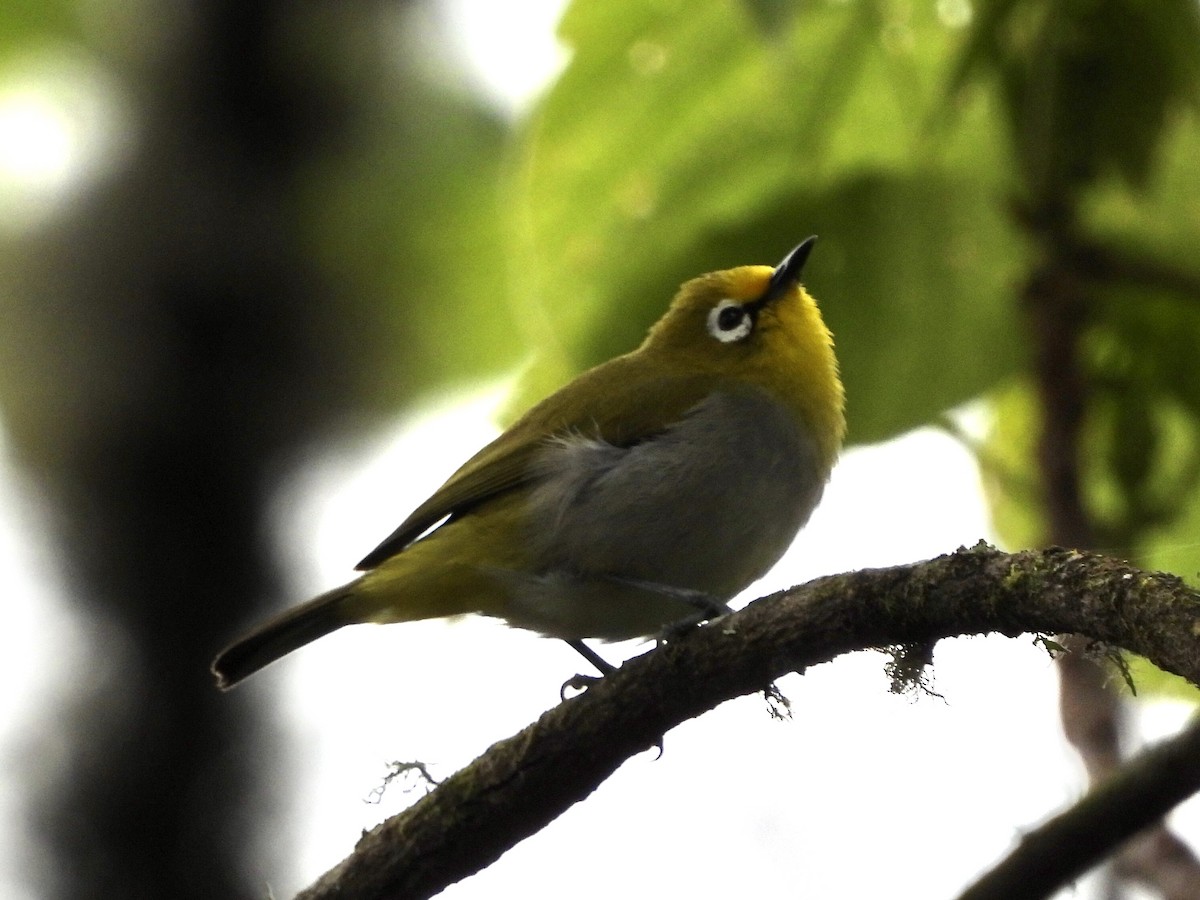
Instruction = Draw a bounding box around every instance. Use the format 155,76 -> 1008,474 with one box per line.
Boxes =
757,236 -> 817,307
771,236 -> 817,289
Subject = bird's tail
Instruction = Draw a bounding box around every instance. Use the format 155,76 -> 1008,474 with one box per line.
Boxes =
212,585 -> 353,690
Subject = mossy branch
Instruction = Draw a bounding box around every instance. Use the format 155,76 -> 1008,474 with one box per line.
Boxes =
296,543 -> 1200,900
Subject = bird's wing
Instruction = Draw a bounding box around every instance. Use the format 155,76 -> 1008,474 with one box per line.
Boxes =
354,358 -> 720,570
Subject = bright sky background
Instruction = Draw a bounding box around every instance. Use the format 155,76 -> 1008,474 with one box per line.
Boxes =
1,1 -> 1197,898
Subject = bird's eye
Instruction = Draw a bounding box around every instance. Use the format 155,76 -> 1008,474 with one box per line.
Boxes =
706,299 -> 754,343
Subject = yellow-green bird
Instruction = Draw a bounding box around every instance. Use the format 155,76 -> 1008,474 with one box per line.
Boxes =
212,237 -> 844,688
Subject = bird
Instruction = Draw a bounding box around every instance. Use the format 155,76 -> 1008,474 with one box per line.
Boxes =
212,236 -> 844,689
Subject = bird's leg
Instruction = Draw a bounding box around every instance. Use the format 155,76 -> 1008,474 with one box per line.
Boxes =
566,638 -> 616,675
560,639 -> 615,697
559,581 -> 729,697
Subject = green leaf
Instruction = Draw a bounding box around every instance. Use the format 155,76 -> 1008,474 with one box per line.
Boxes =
507,0 -> 1025,441
509,0 -> 805,385
799,170 -> 1024,443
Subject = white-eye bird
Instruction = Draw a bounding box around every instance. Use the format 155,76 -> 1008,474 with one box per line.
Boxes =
212,237 -> 844,688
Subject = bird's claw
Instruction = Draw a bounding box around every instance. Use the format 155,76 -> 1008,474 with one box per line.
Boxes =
560,672 -> 604,699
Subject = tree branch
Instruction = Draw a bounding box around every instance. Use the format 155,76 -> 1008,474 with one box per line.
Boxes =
958,712 -> 1200,900
296,544 -> 1200,900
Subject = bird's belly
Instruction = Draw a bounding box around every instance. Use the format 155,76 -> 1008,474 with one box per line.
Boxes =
508,389 -> 828,639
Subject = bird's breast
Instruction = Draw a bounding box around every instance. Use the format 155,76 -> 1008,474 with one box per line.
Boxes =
524,387 -> 828,599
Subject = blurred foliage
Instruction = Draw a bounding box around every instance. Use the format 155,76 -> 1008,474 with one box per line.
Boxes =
955,0 -> 1200,197
2,2 -> 1200,890
0,0 -> 76,55
291,8 -> 518,407
1084,114 -> 1200,290
506,0 -> 1025,442
959,0 -> 1200,698
12,0 -> 1194,466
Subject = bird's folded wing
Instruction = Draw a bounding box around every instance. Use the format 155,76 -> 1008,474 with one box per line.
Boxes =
355,360 -> 721,570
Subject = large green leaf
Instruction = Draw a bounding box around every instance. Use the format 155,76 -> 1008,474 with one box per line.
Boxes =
506,0 -> 804,384
506,0 -> 1026,442
800,172 -> 1023,443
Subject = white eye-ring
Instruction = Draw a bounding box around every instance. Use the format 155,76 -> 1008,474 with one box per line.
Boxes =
706,299 -> 754,343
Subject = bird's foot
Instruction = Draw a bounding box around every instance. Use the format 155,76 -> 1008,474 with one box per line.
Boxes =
560,672 -> 604,699
560,638 -> 616,699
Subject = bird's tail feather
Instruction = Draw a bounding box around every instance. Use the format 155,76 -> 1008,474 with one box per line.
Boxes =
212,585 -> 352,690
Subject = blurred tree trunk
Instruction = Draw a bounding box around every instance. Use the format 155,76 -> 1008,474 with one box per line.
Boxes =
2,2 -> 373,896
